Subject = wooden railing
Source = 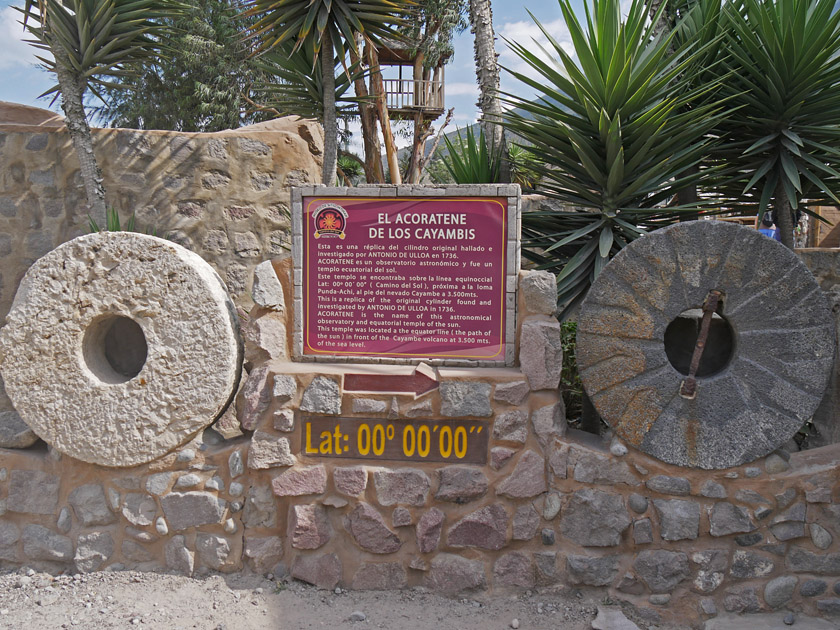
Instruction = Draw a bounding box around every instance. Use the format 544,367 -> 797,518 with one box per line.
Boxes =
382,79 -> 444,112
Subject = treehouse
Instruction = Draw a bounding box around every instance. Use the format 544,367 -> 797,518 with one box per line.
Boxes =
375,40 -> 448,121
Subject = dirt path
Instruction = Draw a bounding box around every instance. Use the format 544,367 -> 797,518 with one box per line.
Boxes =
0,569 -> 694,630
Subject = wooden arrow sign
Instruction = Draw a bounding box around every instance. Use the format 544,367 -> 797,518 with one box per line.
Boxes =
344,364 -> 438,397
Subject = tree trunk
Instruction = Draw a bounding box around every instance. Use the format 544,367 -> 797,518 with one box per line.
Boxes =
369,46 -> 401,185
647,0 -> 673,42
468,0 -> 508,182
775,179 -> 795,250
351,41 -> 385,183
54,61 -> 107,223
406,113 -> 433,183
320,30 -> 338,185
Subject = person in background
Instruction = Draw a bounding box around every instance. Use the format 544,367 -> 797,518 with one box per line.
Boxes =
758,212 -> 781,241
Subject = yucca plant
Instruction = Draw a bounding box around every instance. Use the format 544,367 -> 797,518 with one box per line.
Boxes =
441,126 -> 503,183
19,0 -> 183,223
503,0 -> 729,317
714,0 -> 840,248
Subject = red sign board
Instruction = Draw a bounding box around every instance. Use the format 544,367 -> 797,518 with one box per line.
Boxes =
303,196 -> 508,359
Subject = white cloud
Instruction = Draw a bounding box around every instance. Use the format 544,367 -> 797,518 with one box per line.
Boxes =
497,17 -> 574,87
445,81 -> 479,97
0,5 -> 40,70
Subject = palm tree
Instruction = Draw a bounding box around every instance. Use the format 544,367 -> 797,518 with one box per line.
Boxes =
468,0 -> 506,178
19,0 -> 182,222
244,0 -> 411,185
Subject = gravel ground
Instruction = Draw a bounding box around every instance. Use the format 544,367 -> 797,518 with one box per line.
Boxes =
0,568 -> 696,630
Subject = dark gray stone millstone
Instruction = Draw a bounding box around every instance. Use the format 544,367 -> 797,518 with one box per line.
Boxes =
577,221 -> 835,469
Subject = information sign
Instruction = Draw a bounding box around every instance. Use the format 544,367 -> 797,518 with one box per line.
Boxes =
302,416 -> 489,464
302,196 -> 508,359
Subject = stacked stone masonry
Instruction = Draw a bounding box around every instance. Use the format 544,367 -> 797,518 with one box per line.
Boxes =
0,257 -> 838,626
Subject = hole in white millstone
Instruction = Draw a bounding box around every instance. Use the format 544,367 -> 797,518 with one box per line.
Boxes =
83,315 -> 148,384
663,308 -> 735,377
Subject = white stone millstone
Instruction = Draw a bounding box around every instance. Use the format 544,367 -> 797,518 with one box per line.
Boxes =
0,232 -> 242,467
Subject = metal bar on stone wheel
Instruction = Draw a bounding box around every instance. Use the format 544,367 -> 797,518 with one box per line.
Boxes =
679,289 -> 722,400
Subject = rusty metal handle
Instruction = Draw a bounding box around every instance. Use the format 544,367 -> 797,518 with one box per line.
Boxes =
679,290 -> 723,399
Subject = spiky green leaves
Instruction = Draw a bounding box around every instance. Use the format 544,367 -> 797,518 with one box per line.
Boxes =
19,0 -> 184,97
504,0 -> 727,316
717,0 -> 840,218
244,0 -> 410,61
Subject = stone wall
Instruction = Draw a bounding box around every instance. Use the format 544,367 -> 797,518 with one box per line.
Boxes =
0,103 -> 322,314
0,102 -> 322,412
0,260 -> 839,627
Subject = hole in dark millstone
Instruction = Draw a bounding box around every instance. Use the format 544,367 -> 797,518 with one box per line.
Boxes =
664,308 -> 735,377
83,315 -> 148,384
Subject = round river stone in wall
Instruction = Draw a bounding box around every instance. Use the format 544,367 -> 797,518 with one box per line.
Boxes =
0,232 -> 242,467
577,221 -> 834,469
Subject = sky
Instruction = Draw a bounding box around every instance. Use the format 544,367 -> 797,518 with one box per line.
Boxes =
0,0 -> 576,150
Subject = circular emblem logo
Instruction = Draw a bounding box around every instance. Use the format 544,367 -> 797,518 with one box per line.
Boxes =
313,203 -> 348,239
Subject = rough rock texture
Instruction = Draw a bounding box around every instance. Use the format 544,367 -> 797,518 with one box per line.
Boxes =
496,450 -> 547,498
251,260 -> 285,310
571,448 -> 639,486
238,365 -> 272,431
730,550 -> 774,578
121,493 -> 157,526
373,469 -> 430,506
247,431 -> 296,469
291,553 -> 342,589
519,318 -> 563,391
300,376 -> 341,415
334,467 -> 367,497
490,447 -> 516,470
439,382 -> 492,417
243,485 -> 276,529
519,270 -> 558,316
22,524 -> 73,562
530,402 -> 565,448
424,554 -> 486,594
352,563 -> 408,590
0,410 -> 38,448
653,499 -> 700,541
493,381 -> 529,406
344,503 -> 401,554
577,220 -> 834,469
74,532 -> 114,573
566,555 -> 620,586
764,576 -> 798,608
492,411 -> 527,444
0,232 -> 243,467
8,471 -> 60,515
160,492 -> 226,531
710,502 -> 755,536
634,550 -> 690,593
68,484 -> 116,526
512,504 -> 540,541
560,489 -> 631,547
646,475 -> 691,496
165,535 -> 194,575
272,465 -> 327,497
447,504 -> 508,550
591,606 -> 640,630
435,467 -> 488,504
195,534 -> 233,570
289,504 -> 331,550
243,535 -> 283,574
493,552 -> 535,588
416,508 -> 445,553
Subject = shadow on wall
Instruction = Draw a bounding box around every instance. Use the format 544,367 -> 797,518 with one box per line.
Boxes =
0,100 -> 324,412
